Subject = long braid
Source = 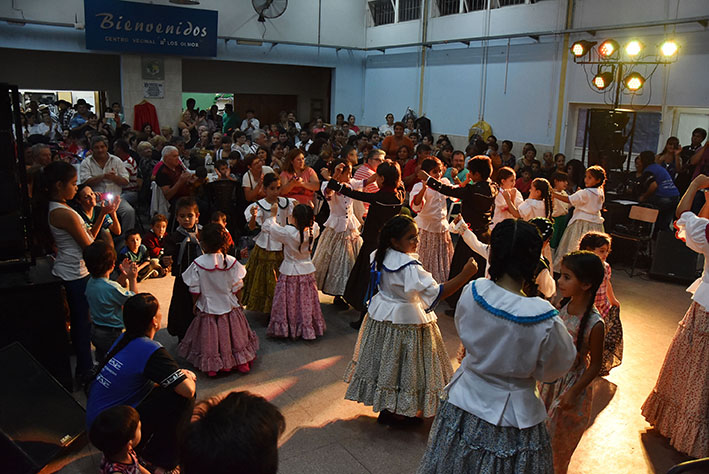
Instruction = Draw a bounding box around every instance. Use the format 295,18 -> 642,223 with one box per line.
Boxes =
560,251 -> 605,353
532,178 -> 553,219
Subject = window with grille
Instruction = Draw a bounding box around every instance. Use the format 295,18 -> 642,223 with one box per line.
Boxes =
369,0 -> 395,26
399,0 -> 421,22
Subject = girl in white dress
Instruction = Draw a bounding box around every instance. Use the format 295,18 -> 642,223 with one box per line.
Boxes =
504,177 -> 553,221
312,160 -> 364,306
409,158 -> 454,283
242,173 -> 296,314
491,167 -> 522,229
344,215 -> 478,424
262,204 -> 325,340
418,219 -> 576,474
178,224 -> 259,376
553,165 -> 606,261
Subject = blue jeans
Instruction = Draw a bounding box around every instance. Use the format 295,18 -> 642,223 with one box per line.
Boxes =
63,276 -> 94,376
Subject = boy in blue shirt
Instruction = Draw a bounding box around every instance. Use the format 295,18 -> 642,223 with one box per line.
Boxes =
84,240 -> 138,365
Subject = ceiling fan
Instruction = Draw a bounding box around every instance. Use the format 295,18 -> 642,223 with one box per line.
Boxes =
169,0 -> 200,5
252,0 -> 288,22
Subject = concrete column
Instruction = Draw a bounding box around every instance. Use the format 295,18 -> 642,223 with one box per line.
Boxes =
120,54 -> 183,134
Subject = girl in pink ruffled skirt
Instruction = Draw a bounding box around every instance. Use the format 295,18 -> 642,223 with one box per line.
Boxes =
263,203 -> 326,340
178,223 -> 259,376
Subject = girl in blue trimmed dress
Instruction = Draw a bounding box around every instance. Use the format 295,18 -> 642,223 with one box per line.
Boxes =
344,215 -> 478,424
418,219 -> 576,474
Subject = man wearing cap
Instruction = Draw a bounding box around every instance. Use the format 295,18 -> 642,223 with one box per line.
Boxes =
69,99 -> 92,132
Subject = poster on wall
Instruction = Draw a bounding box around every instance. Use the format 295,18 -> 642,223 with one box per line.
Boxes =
84,0 -> 218,57
143,82 -> 164,99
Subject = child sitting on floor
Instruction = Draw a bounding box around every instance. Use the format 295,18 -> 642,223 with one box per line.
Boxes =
119,229 -> 163,281
143,214 -> 169,272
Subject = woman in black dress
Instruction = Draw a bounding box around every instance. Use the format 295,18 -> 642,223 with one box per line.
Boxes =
418,155 -> 496,311
327,159 -> 405,328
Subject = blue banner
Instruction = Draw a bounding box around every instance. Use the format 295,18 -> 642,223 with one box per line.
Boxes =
84,0 -> 218,57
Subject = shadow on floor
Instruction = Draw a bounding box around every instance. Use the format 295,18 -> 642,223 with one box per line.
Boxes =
588,377 -> 618,427
279,415 -> 434,474
640,429 -> 693,474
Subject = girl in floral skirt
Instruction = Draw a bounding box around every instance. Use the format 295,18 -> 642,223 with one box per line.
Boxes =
345,215 -> 478,425
642,174 -> 709,459
263,204 -> 325,340
539,251 -> 606,473
242,173 -> 295,314
178,223 -> 259,376
579,231 -> 623,375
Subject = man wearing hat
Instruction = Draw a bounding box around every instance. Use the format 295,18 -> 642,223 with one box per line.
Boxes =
69,98 -> 92,132
56,99 -> 74,131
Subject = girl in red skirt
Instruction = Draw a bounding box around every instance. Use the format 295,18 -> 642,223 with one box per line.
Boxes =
178,223 -> 259,376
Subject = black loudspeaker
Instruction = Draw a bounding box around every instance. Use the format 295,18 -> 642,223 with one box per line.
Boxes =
650,230 -> 700,283
0,342 -> 86,474
587,109 -> 631,170
0,257 -> 73,390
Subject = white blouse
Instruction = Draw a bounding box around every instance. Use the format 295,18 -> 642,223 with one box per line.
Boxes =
367,249 -> 442,325
450,218 -> 555,299
552,191 -> 570,217
182,253 -> 246,315
410,178 -> 451,233
447,279 -> 576,429
244,197 -> 296,251
676,212 -> 709,309
568,187 -> 604,225
492,189 -> 523,228
321,179 -> 363,234
261,217 -> 320,276
518,199 -> 546,221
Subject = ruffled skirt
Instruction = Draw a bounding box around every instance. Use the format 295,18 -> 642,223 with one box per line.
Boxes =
268,273 -> 326,340
641,301 -> 709,458
417,228 -> 454,284
538,364 -> 594,473
600,305 -> 623,376
312,226 -> 362,296
241,245 -> 283,313
417,400 -> 553,474
553,219 -> 604,262
178,307 -> 259,373
343,316 -> 453,418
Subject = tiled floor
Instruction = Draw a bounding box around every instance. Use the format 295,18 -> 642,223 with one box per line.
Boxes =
41,267 -> 695,474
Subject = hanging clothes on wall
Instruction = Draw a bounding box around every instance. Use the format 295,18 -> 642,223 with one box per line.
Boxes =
133,100 -> 160,132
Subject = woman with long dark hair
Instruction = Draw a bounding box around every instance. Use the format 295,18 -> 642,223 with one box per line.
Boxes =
40,162 -> 116,387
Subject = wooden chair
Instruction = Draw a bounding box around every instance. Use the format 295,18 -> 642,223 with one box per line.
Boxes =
609,205 -> 659,277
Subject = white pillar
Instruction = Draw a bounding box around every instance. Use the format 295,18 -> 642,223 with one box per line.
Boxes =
120,54 -> 183,134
